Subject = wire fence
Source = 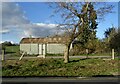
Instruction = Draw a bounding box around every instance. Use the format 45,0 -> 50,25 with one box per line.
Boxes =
0,44 -> 120,61
1,47 -> 119,61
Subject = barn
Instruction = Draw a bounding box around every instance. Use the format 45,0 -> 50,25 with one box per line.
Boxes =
20,36 -> 72,56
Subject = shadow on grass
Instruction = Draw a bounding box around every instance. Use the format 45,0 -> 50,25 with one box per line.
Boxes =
92,75 -> 120,77
5,52 -> 15,54
69,58 -> 90,63
92,75 -> 115,77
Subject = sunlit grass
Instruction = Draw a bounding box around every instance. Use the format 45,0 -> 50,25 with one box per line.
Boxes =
2,58 -> 119,77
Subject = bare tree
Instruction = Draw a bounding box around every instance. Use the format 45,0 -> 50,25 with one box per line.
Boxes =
50,2 -> 114,63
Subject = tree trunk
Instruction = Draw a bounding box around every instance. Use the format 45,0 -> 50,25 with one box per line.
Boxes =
64,44 -> 71,63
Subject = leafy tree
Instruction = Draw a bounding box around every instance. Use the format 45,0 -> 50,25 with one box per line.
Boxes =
104,26 -> 116,38
50,2 -> 114,63
2,41 -> 13,46
109,28 -> 120,55
103,26 -> 117,51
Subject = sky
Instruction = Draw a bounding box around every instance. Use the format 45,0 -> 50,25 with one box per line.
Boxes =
1,2 -> 119,44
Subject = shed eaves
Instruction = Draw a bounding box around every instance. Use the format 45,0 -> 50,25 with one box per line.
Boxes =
20,36 -> 69,44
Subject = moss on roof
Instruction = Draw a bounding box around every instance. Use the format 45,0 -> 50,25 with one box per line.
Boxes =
20,36 -> 70,44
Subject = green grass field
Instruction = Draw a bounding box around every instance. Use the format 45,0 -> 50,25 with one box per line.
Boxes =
5,45 -> 19,54
2,58 -> 119,77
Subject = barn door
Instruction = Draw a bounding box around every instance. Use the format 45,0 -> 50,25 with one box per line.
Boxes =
42,44 -> 46,55
39,44 -> 46,55
39,44 -> 42,55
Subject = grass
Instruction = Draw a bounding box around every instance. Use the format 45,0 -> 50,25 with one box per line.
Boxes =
2,58 -> 119,77
78,53 -> 111,56
46,53 -> 111,56
4,45 -> 20,57
5,45 -> 19,54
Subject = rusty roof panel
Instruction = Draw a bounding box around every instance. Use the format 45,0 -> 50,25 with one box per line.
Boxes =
20,36 -> 70,44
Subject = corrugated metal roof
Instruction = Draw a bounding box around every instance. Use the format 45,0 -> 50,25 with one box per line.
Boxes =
20,36 -> 70,44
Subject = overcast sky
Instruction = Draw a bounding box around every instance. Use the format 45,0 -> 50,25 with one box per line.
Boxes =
1,2 -> 119,43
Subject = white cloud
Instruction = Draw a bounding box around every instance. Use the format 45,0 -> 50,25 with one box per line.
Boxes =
2,2 -> 65,40
0,29 -> 10,34
21,23 -> 65,38
2,2 -> 29,33
0,41 -> 4,44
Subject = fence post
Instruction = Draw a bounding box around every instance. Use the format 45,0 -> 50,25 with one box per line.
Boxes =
86,49 -> 88,58
112,49 -> 115,60
2,50 -> 5,61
